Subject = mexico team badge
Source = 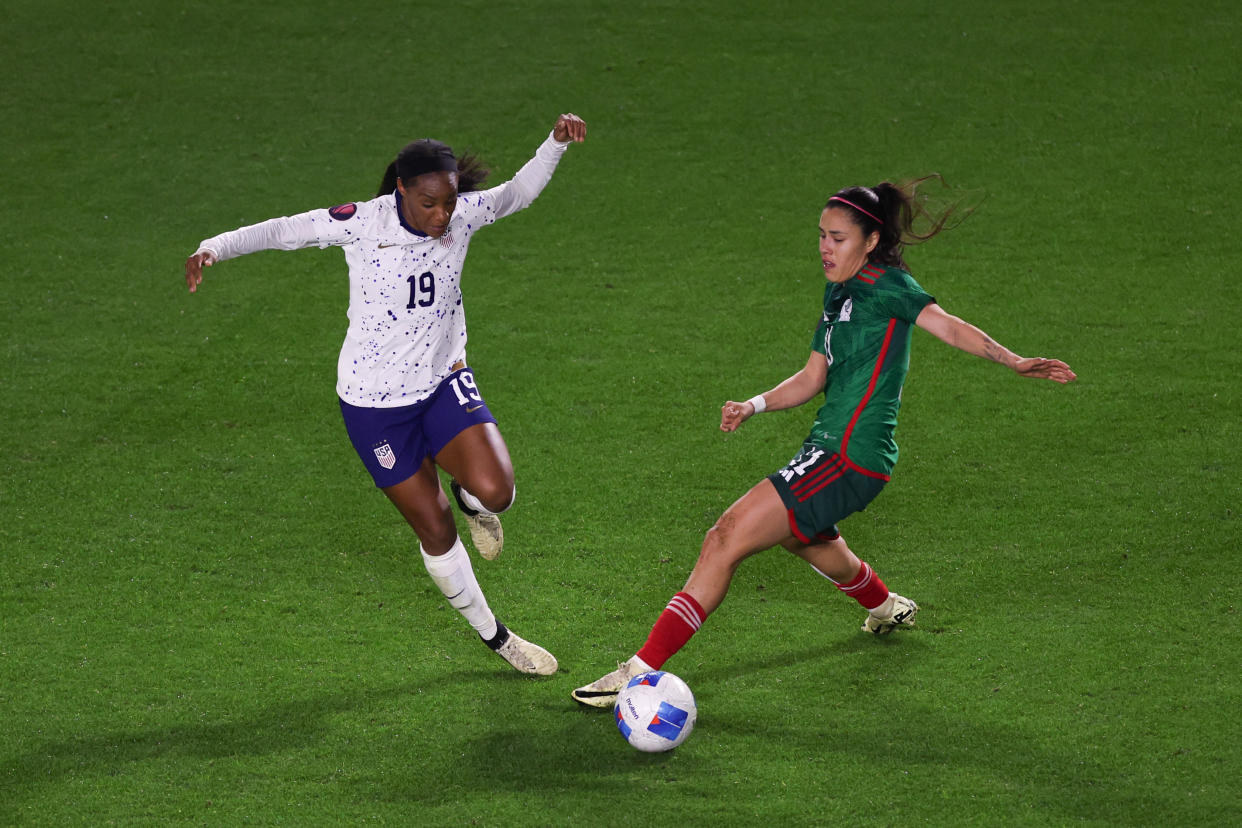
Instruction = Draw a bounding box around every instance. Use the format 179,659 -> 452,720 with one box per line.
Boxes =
373,442 -> 396,470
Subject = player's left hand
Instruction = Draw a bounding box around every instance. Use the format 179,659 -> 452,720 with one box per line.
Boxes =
1014,357 -> 1077,384
553,113 -> 587,143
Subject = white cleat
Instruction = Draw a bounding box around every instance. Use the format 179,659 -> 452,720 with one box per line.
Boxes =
491,626 -> 558,676
862,593 -> 919,635
571,655 -> 648,708
464,511 -> 503,561
451,480 -> 503,561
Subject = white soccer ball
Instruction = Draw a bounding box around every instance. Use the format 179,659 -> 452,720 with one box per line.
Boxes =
614,670 -> 697,752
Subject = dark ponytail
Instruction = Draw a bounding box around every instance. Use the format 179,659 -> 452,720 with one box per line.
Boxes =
453,153 -> 489,193
827,175 -> 966,271
377,161 -> 400,198
376,140 -> 491,198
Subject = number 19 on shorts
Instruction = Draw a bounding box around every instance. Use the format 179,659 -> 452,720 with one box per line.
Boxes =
449,371 -> 483,410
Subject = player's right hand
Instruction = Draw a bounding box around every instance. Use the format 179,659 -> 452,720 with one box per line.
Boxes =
185,251 -> 215,293
720,400 -> 755,432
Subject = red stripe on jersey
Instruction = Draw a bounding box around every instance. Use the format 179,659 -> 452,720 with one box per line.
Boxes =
790,453 -> 845,495
839,318 -> 897,482
854,264 -> 884,284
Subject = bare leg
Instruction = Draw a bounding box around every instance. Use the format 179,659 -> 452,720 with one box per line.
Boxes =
682,478 -> 795,615
376,435 -> 555,673
381,456 -> 457,554
573,478 -> 794,706
432,423 -> 512,559
783,534 -> 918,634
781,535 -> 863,583
433,422 -> 514,513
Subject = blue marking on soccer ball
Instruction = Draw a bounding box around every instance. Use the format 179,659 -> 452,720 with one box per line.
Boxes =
627,670 -> 668,689
645,701 -> 689,741
614,706 -> 633,740
614,671 -> 697,752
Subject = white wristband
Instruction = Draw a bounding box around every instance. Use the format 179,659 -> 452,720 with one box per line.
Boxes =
746,394 -> 766,414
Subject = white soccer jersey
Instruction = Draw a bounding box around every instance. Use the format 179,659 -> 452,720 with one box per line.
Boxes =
196,132 -> 570,407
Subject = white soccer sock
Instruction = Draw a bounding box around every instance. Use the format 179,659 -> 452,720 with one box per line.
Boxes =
421,538 -> 498,641
457,484 -> 515,517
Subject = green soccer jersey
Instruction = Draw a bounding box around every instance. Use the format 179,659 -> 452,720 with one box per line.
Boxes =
807,262 -> 936,477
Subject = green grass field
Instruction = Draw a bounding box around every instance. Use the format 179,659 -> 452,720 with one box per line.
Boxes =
3,0 -> 1239,824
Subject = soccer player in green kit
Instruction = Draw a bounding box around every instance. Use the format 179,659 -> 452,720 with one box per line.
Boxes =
573,180 -> 1077,707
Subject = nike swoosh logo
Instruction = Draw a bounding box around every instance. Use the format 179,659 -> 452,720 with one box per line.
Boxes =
466,405 -> 484,413
378,243 -> 401,248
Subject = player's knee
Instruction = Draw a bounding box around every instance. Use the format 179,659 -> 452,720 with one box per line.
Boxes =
475,479 -> 515,514
411,509 -> 458,552
698,521 -> 744,570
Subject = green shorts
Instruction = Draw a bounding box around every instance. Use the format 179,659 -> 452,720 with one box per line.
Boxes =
767,443 -> 888,544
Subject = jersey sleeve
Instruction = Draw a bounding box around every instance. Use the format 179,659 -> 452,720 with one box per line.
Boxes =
196,202 -> 371,262
810,315 -> 828,354
810,282 -> 836,354
878,270 -> 936,323
475,131 -> 571,223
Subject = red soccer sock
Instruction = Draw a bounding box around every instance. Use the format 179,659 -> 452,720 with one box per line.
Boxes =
636,592 -> 706,670
836,561 -> 890,611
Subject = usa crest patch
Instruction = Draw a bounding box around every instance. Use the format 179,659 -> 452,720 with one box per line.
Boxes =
373,442 -> 396,470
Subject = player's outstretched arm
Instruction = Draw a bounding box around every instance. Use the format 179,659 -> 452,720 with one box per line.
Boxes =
184,250 -> 216,293
721,350 -> 828,431
915,302 -> 1077,384
489,113 -> 588,220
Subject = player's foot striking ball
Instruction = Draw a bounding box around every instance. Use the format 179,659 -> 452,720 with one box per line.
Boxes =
572,655 -> 650,708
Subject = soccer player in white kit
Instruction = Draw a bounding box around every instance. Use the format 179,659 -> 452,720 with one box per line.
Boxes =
184,113 -> 587,675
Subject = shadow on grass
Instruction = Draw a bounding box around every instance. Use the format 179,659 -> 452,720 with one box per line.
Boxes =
1,635 -> 1217,825
2,683 -> 391,779
455,634 -> 1211,825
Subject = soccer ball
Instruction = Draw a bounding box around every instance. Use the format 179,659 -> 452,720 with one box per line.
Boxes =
614,671 -> 697,752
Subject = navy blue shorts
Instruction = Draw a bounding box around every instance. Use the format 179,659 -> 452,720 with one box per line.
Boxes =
339,366 -> 497,488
